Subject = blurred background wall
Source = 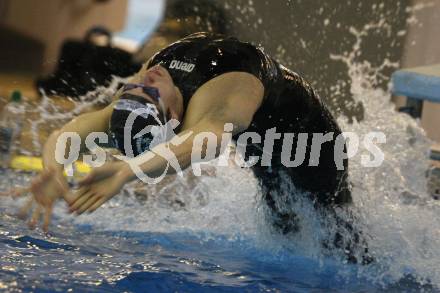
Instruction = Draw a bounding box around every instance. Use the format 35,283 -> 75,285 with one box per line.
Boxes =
221,0 -> 409,116
400,1 -> 440,142
219,0 -> 439,141
0,0 -> 128,74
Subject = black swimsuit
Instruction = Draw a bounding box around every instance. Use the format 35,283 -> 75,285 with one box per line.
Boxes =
147,32 -> 351,221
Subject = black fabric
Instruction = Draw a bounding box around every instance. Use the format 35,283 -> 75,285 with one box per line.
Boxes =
148,32 -> 351,206
36,28 -> 141,98
148,32 -> 277,109
145,33 -> 370,262
109,94 -> 164,157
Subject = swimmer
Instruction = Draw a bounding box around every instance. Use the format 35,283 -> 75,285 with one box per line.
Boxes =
10,32 -> 366,262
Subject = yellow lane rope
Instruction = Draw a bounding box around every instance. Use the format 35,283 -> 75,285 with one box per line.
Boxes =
10,155 -> 91,177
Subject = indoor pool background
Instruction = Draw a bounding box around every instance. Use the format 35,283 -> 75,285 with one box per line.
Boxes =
1,1 -> 440,292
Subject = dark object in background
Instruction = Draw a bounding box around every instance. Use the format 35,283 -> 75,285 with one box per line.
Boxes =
36,27 -> 141,98
163,0 -> 228,36
134,0 -> 229,63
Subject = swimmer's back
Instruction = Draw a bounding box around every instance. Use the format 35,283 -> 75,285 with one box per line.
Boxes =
148,32 -> 340,141
147,32 -> 350,204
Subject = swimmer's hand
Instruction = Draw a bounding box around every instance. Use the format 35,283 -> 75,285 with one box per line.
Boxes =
67,161 -> 130,215
7,168 -> 69,233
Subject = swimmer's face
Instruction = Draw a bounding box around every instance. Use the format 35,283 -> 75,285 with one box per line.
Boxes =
143,65 -> 183,121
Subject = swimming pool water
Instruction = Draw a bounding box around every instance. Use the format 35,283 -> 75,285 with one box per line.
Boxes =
0,168 -> 436,293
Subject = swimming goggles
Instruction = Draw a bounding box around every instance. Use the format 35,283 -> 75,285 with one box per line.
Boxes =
120,83 -> 167,123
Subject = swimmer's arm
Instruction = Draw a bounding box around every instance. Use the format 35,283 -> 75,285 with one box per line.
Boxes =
43,61 -> 150,172
69,72 -> 263,214
121,71 -> 264,181
42,103 -> 115,174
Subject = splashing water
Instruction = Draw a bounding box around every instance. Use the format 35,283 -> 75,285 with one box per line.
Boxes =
22,78 -> 128,156
331,27 -> 440,288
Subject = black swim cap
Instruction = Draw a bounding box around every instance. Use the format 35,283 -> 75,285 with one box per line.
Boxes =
109,86 -> 165,157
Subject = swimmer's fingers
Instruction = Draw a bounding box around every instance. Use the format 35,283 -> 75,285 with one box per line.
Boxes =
85,197 -> 107,214
69,190 -> 95,213
28,204 -> 42,230
62,190 -> 76,206
63,186 -> 88,206
76,170 -> 125,214
42,205 -> 53,233
76,195 -> 101,215
66,186 -> 89,205
82,179 -> 124,214
77,163 -> 121,187
31,169 -> 53,189
29,172 -> 51,200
